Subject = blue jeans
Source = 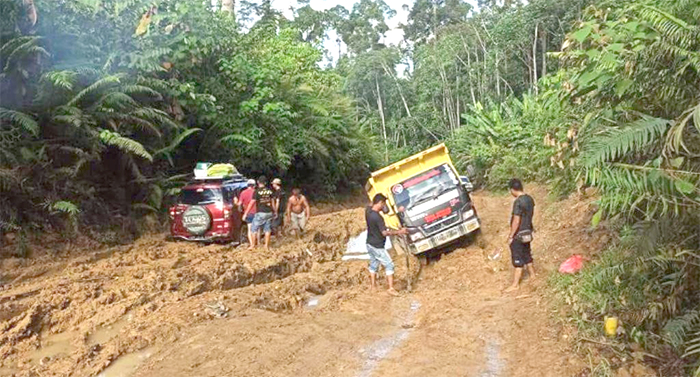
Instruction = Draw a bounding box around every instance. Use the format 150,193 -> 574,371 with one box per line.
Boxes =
366,244 -> 394,276
252,212 -> 273,233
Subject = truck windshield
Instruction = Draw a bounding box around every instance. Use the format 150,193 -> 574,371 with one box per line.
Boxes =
180,188 -> 222,205
392,164 -> 459,209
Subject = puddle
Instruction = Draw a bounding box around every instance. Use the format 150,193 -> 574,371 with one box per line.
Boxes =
480,339 -> 504,377
357,300 -> 421,377
28,332 -> 77,365
28,316 -> 131,366
97,347 -> 155,377
89,317 -> 130,345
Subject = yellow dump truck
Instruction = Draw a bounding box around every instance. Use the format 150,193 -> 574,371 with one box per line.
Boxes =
365,144 -> 480,255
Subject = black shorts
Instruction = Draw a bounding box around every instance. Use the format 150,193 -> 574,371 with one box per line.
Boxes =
273,212 -> 284,228
510,240 -> 533,267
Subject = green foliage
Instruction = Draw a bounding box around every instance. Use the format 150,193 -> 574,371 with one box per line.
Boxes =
581,116 -> 671,168
99,130 -> 153,161
553,221 -> 700,374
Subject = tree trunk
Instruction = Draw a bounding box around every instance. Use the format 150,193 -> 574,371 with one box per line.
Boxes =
375,76 -> 388,163
532,23 -> 539,94
222,0 -> 234,14
541,29 -> 547,78
380,61 -> 412,118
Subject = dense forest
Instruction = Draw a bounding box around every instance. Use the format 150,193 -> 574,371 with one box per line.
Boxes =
1,0 -> 699,375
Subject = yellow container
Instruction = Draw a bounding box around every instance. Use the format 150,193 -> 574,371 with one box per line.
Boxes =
604,316 -> 618,337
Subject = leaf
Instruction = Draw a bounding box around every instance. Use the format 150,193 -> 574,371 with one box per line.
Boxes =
674,179 -> 695,195
572,25 -> 593,43
154,128 -> 201,159
608,43 -> 624,52
670,157 -> 684,168
591,208 -> 603,228
0,108 -> 39,136
220,134 -> 253,144
615,79 -> 634,97
99,130 -> 153,161
50,201 -> 80,216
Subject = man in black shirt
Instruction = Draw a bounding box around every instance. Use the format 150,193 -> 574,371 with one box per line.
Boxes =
366,194 -> 408,296
505,178 -> 536,292
272,178 -> 286,236
243,176 -> 277,251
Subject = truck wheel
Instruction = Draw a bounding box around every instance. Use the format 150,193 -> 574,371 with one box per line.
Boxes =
417,253 -> 429,266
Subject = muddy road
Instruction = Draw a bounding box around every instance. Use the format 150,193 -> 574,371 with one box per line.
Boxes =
0,188 -> 605,377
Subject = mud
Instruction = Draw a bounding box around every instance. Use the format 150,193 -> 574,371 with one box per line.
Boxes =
0,187 -> 608,377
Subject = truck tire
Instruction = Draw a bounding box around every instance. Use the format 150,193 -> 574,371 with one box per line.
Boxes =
182,205 -> 211,236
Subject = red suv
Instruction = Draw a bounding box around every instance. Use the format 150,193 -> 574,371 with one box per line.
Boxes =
169,177 -> 249,243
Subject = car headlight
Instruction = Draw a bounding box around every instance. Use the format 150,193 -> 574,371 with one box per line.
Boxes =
462,209 -> 475,218
410,232 -> 425,241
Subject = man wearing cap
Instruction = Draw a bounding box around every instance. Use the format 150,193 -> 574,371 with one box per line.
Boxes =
271,178 -> 286,237
237,179 -> 257,245
243,176 -> 276,251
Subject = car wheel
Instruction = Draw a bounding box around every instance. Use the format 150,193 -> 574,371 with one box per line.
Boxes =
181,205 -> 212,236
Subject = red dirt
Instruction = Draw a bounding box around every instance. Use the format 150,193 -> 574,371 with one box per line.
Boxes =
0,187 -> 607,377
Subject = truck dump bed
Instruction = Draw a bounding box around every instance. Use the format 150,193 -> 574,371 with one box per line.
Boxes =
365,144 -> 457,229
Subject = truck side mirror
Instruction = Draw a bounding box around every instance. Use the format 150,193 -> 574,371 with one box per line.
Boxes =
460,176 -> 474,193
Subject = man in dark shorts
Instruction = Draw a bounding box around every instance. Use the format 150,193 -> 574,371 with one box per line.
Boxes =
366,194 -> 408,296
271,178 -> 286,236
243,176 -> 276,251
505,178 -> 536,292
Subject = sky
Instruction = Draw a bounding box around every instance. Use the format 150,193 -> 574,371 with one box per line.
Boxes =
235,0 -> 479,65
274,0 -> 412,47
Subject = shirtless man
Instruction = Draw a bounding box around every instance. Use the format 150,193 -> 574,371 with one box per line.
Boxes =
285,188 -> 310,237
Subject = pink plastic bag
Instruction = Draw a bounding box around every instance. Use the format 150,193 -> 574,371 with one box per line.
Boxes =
559,254 -> 586,274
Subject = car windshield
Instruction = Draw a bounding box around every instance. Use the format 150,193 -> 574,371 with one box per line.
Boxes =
392,164 -> 459,209
180,188 -> 222,205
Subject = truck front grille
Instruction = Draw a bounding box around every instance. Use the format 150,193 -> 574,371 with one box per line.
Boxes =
422,213 -> 460,235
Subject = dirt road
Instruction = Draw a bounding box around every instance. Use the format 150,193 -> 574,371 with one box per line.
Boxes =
0,188 -> 604,377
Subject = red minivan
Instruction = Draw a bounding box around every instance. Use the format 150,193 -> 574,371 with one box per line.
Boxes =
169,177 -> 248,243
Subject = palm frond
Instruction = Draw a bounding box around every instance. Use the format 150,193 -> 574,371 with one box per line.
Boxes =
0,108 -> 39,136
581,116 -> 671,167
41,70 -> 77,91
48,200 -> 80,216
99,129 -> 152,161
153,128 -> 201,160
130,107 -> 180,130
67,74 -> 123,107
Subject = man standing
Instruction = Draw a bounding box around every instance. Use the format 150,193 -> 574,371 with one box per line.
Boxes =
366,194 -> 408,296
286,188 -> 310,237
505,178 -> 536,292
243,176 -> 276,251
271,178 -> 286,236
237,179 -> 257,245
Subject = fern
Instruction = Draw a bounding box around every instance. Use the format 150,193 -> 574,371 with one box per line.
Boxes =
0,108 -> 39,136
581,116 -> 671,167
119,84 -> 162,100
94,91 -> 139,111
153,128 -> 201,164
130,107 -> 180,130
41,70 -> 77,91
50,201 -> 80,216
67,74 -> 123,107
99,129 -> 153,161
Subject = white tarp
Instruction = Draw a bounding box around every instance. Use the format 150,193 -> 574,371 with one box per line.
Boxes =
343,231 -> 392,261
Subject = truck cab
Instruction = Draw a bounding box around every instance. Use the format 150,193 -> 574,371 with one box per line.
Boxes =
366,144 -> 480,255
